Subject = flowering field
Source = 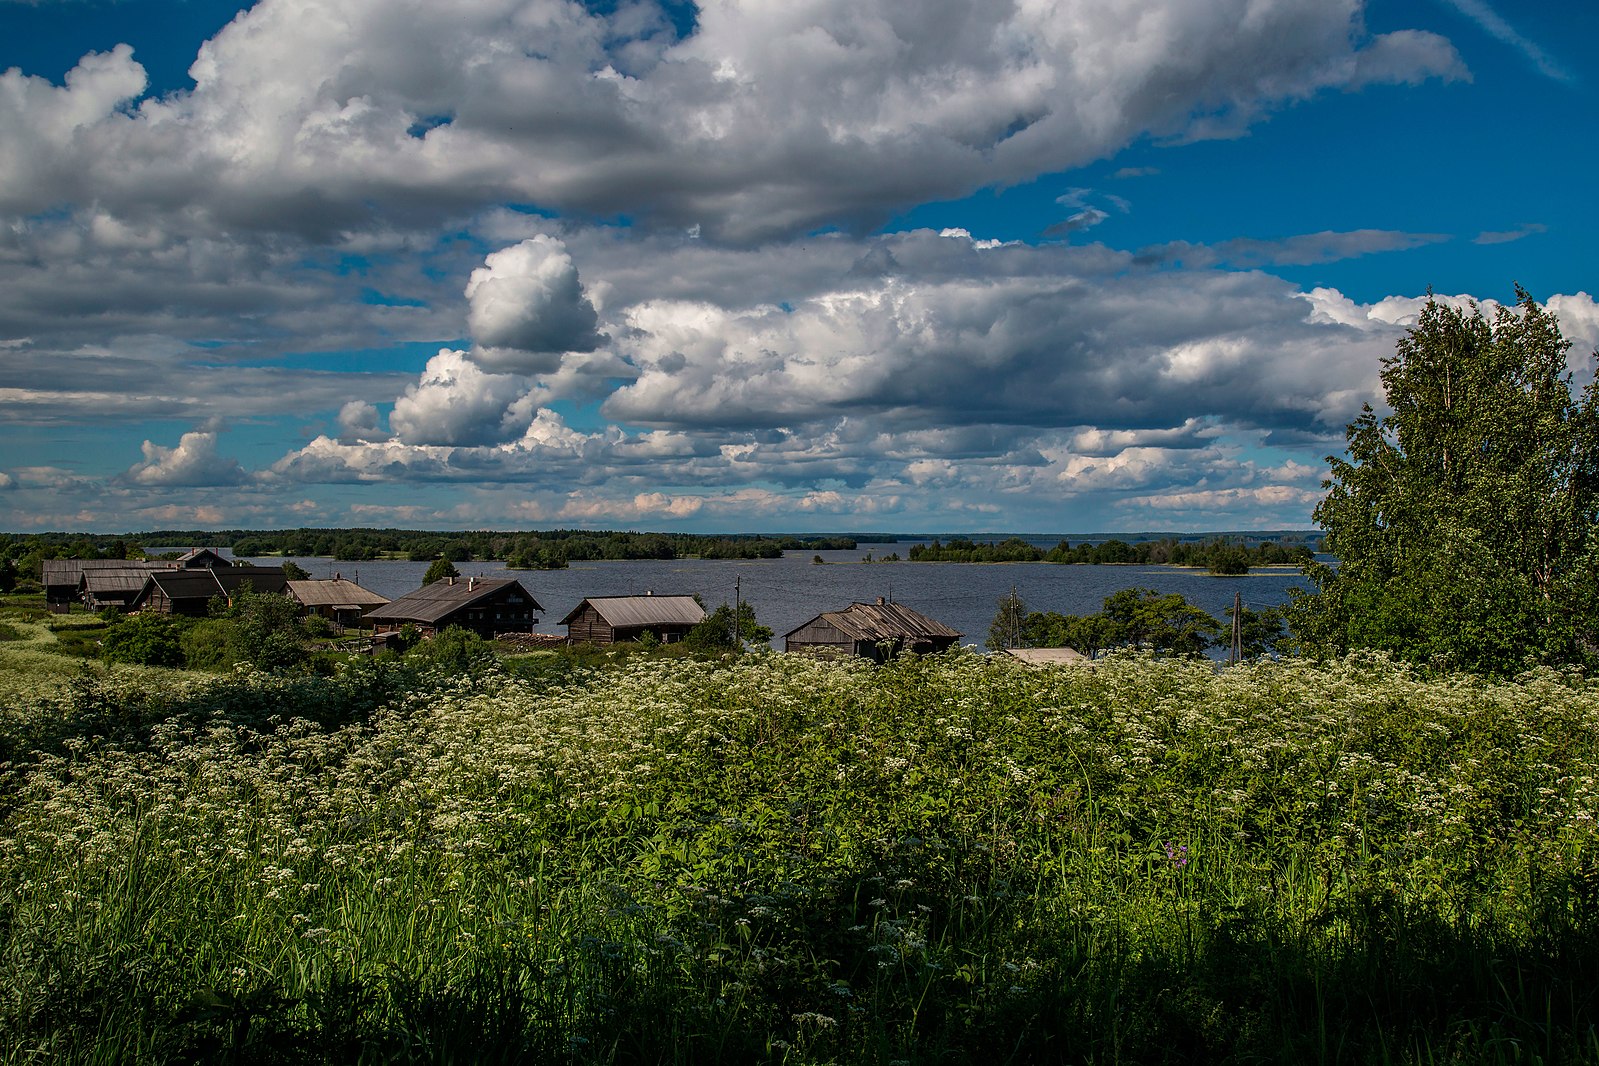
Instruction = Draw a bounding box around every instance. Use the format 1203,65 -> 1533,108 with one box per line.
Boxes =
3,651 -> 1598,1063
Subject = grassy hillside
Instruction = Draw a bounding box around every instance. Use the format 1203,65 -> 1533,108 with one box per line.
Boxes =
2,651 -> 1597,1063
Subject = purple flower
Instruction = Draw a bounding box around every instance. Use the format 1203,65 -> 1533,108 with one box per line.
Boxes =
1164,841 -> 1189,870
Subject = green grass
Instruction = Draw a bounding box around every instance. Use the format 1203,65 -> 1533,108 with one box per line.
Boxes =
2,651 -> 1598,1063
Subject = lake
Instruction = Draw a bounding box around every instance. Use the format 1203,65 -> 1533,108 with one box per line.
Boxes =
267,540 -> 1313,649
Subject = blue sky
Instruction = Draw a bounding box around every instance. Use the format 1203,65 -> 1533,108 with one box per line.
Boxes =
0,0 -> 1593,534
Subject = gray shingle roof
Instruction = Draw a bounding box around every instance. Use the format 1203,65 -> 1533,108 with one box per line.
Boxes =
365,578 -> 543,626
787,601 -> 962,643
286,578 -> 389,609
558,595 -> 705,628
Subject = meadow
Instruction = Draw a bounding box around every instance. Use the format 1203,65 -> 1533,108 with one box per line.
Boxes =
2,642 -> 1597,1063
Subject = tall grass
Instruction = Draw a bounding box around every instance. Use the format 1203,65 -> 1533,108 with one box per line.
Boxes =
2,651 -> 1597,1063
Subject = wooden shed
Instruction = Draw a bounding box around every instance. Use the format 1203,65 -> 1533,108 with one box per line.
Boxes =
44,559 -> 173,612
561,594 -> 705,645
365,576 -> 543,639
783,599 -> 963,661
286,576 -> 389,627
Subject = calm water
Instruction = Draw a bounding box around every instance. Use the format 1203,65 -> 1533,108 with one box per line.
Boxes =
271,540 -> 1312,648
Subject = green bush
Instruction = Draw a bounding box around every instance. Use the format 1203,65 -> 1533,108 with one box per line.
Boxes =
99,613 -> 188,667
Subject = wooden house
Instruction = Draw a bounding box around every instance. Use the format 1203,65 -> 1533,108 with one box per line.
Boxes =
365,576 -> 543,639
561,594 -> 705,645
175,547 -> 231,569
783,599 -> 962,661
44,559 -> 174,612
286,576 -> 389,627
79,565 -> 169,612
128,566 -> 291,617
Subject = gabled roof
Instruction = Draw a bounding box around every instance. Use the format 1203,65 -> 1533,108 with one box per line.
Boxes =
81,567 -> 162,595
786,601 -> 962,643
44,558 -> 170,585
139,566 -> 289,602
559,594 -> 705,628
287,578 -> 389,609
366,577 -> 543,626
176,547 -> 231,568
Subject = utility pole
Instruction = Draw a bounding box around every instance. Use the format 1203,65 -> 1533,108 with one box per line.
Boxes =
731,575 -> 742,647
1231,591 -> 1242,665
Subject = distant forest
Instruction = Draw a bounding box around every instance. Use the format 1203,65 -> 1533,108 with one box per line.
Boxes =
0,528 -> 862,577
909,536 -> 1316,573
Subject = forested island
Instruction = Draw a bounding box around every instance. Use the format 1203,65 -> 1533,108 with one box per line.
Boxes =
909,535 -> 1315,572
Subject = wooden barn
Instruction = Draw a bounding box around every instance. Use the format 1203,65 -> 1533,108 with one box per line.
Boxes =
79,565 -> 170,612
43,559 -> 174,612
561,594 -> 705,645
783,599 -> 963,661
128,566 -> 291,617
365,576 -> 542,639
286,576 -> 389,627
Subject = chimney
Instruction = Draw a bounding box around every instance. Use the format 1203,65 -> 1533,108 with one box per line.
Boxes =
876,596 -> 885,606
468,577 -> 476,591
448,576 -> 455,585
334,572 -> 341,582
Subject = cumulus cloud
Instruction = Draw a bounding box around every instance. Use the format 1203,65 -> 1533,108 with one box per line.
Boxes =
600,231 -> 1392,438
1,0 -> 1464,243
125,428 -> 248,486
337,399 -> 385,442
388,349 -> 532,446
465,236 -> 602,371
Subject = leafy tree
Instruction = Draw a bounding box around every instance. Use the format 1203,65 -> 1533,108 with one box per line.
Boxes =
1224,603 -> 1286,659
1101,588 -> 1221,657
986,589 -> 1027,650
422,558 -> 460,585
1288,290 -> 1599,674
281,560 -> 312,580
686,602 -> 772,652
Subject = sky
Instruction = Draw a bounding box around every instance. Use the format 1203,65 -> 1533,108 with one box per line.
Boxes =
0,0 -> 1594,535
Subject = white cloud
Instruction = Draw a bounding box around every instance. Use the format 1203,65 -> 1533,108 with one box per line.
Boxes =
125,428 -> 247,486
0,0 -> 1464,243
465,236 -> 602,371
337,399 -> 384,442
388,349 -> 531,446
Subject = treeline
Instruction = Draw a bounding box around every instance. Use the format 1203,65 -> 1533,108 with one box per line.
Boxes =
909,536 -> 1314,572
0,529 -> 858,576
990,587 -> 1286,659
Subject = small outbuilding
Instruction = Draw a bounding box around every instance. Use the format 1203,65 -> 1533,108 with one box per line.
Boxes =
1001,646 -> 1090,666
365,576 -> 543,639
79,565 -> 170,613
561,594 -> 706,645
783,599 -> 962,661
286,576 -> 390,627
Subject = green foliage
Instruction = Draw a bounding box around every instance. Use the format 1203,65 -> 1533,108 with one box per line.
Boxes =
4,655 -> 1599,1062
280,559 -> 312,581
99,613 -> 189,667
1225,603 -> 1287,658
1016,589 -> 1222,658
1290,290 -> 1599,675
685,601 -> 773,651
407,625 -> 495,672
422,557 -> 460,585
985,588 -> 1026,650
910,537 -> 1043,562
